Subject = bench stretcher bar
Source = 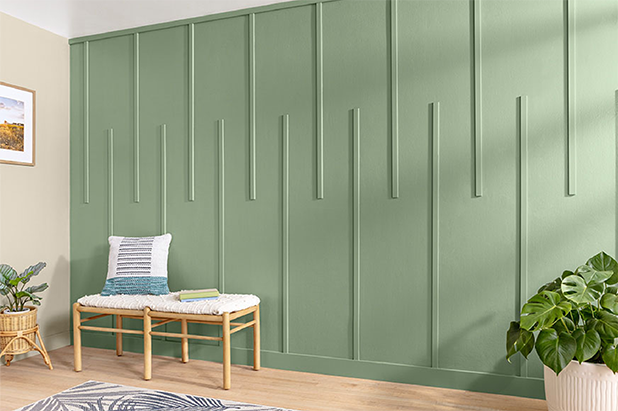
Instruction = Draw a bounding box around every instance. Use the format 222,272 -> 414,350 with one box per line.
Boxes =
72,302 -> 260,390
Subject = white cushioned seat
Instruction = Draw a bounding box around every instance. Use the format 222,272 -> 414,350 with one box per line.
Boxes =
77,292 -> 260,315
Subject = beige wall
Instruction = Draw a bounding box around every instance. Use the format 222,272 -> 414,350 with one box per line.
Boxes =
0,12 -> 70,355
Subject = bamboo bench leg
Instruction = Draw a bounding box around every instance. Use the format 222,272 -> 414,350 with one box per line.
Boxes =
253,305 -> 260,371
73,303 -> 82,372
144,307 -> 152,381
223,312 -> 231,390
181,319 -> 189,363
69,303 -> 260,389
116,315 -> 123,356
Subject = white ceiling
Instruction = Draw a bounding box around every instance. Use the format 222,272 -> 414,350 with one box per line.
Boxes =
0,0 -> 296,39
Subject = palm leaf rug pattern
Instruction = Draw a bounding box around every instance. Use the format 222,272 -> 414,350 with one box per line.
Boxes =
15,380 -> 297,411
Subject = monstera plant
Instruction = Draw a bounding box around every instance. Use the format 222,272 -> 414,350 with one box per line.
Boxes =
506,251 -> 618,375
0,262 -> 48,312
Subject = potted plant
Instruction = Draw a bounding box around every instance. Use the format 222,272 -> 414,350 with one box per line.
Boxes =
0,262 -> 48,361
507,251 -> 618,411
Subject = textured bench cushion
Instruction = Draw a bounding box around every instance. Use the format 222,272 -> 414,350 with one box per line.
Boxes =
77,292 -> 260,315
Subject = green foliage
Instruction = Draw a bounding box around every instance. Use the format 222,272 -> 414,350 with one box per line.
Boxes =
520,291 -> 571,331
572,329 -> 601,363
601,293 -> 618,314
506,252 -> 618,375
535,329 -> 576,375
562,275 -> 604,304
506,322 -> 534,362
0,262 -> 48,313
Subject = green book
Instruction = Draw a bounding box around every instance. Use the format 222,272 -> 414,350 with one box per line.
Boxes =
179,288 -> 220,300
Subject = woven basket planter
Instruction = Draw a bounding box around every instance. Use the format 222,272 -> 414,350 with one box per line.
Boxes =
0,306 -> 37,355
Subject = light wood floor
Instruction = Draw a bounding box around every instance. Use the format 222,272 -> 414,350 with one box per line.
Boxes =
0,346 -> 546,411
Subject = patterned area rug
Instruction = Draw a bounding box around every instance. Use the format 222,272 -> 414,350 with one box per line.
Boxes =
16,380 -> 296,411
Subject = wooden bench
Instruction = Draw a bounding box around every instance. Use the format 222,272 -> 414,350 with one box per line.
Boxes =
72,301 -> 260,390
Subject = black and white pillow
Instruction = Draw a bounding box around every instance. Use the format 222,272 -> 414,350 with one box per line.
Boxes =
101,234 -> 172,296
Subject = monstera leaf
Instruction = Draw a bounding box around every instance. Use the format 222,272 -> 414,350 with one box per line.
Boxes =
588,251 -> 618,285
535,329 -> 576,375
538,278 -> 562,294
520,291 -> 571,331
595,311 -> 618,339
603,345 -> 618,373
552,317 -> 576,334
562,275 -> 604,304
575,265 -> 613,285
572,328 -> 601,363
506,321 -> 534,362
601,293 -> 618,315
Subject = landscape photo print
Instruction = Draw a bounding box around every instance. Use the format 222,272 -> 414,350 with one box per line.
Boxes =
0,82 -> 35,165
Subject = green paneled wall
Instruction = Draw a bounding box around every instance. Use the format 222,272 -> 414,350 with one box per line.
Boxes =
70,0 -> 618,399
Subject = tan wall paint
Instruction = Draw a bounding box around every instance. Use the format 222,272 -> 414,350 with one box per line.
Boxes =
0,12 -> 70,356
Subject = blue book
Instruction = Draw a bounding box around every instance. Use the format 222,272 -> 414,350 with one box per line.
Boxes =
180,296 -> 218,303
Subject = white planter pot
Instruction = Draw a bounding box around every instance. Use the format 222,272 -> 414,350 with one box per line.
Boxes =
2,308 -> 30,315
545,361 -> 618,411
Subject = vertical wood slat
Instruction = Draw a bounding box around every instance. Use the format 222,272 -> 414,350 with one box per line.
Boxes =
472,0 -> 483,198
565,0 -> 577,196
188,23 -> 196,202
353,108 -> 361,361
134,33 -> 140,203
431,102 -> 441,368
282,114 -> 290,354
84,41 -> 90,204
108,129 -> 114,237
316,3 -> 325,200
390,0 -> 400,199
161,124 -> 167,234
249,13 -> 257,201
218,119 -> 226,293
517,96 -> 529,378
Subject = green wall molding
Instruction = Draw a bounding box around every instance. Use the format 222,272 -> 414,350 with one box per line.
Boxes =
218,119 -> 226,294
565,0 -> 577,196
107,128 -> 114,237
471,0 -> 483,198
70,0 -> 618,400
79,332 -> 545,399
82,41 -> 90,204
133,33 -> 141,203
431,101 -> 440,369
517,95 -> 529,378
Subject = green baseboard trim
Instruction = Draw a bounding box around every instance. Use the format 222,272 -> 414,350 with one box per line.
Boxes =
79,333 -> 544,400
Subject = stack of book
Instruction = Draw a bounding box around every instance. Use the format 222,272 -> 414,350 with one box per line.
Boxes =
179,288 -> 220,302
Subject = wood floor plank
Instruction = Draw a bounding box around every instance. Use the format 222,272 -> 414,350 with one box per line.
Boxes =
0,346 -> 546,411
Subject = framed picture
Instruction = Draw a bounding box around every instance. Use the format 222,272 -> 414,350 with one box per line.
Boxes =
0,82 -> 35,166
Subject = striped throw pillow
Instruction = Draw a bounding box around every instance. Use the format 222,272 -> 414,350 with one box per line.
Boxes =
101,234 -> 172,296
